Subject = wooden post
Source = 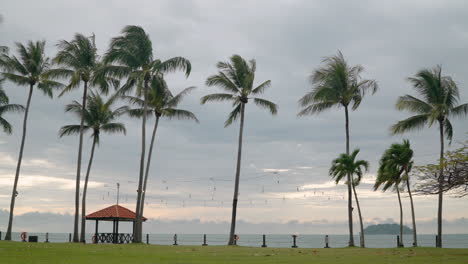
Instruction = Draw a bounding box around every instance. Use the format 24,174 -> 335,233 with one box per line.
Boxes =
435,235 -> 438,247
261,234 -> 267,248
69,233 -> 71,242
173,234 -> 178,246
202,234 -> 207,246
292,235 -> 298,248
397,235 -> 400,247
0,231 -> 2,240
324,235 -> 330,248
45,233 -> 49,243
146,234 -> 149,244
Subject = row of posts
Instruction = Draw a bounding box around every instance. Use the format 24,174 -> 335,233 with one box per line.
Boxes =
0,231 -> 442,247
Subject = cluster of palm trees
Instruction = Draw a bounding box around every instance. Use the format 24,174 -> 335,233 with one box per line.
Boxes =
1,25 -> 466,247
298,53 -> 467,248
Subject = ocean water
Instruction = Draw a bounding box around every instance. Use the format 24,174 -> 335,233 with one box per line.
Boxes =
4,232 -> 468,248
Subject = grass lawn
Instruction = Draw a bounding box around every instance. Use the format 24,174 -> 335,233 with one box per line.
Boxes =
1,241 -> 467,264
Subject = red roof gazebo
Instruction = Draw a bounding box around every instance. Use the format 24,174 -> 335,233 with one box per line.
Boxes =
86,205 -> 147,244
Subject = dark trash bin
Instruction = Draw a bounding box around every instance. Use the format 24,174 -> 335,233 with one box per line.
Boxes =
28,236 -> 38,242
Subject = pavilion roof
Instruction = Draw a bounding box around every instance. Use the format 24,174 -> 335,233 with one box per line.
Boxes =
85,204 -> 147,222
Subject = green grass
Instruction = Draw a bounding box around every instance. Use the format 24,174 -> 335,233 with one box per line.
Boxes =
1,241 -> 467,264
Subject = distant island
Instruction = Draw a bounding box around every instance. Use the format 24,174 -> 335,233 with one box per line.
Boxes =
364,224 -> 413,235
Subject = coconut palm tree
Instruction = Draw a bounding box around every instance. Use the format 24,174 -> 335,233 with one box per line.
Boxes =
298,51 -> 377,246
48,33 -> 113,242
375,140 -> 417,247
375,141 -> 409,247
0,40 -> 63,240
125,76 -> 198,216
329,149 -> 368,247
0,83 -> 24,134
391,66 -> 468,247
60,91 -> 127,243
103,25 -> 191,242
201,54 -> 278,245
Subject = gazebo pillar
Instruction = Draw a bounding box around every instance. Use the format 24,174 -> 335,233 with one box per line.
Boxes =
94,220 -> 99,244
116,220 -> 120,244
112,220 -> 116,244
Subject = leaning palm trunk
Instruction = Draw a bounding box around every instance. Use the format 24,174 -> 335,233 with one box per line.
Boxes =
5,84 -> 34,241
344,106 -> 355,247
228,103 -> 245,245
134,79 -> 149,243
351,182 -> 365,247
396,185 -> 404,247
73,81 -> 88,242
406,175 -> 418,247
436,120 -> 444,248
140,115 -> 160,216
80,134 -> 98,243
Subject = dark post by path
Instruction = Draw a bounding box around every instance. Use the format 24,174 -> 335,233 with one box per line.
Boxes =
261,234 -> 267,248
45,233 -> 49,243
397,235 -> 400,247
69,233 -> 71,242
292,235 -> 298,248
146,234 -> 149,244
324,235 -> 330,248
173,234 -> 178,246
202,234 -> 207,246
0,231 -> 2,240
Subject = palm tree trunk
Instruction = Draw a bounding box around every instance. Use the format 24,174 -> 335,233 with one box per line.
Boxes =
228,103 -> 245,245
134,78 -> 149,243
406,175 -> 418,247
4,84 -> 33,241
344,105 -> 354,247
140,115 -> 160,216
351,182 -> 365,247
80,134 -> 98,243
73,80 -> 88,243
396,185 -> 404,247
436,119 -> 444,248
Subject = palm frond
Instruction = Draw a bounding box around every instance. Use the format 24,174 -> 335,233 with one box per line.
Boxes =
253,98 -> 278,115
163,108 -> 199,122
251,80 -> 271,95
391,114 -> 429,135
200,93 -> 235,104
224,103 -> 241,127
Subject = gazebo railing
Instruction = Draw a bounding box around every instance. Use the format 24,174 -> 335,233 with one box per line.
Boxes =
95,233 -> 133,244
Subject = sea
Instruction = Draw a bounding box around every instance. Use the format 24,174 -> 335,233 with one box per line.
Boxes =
3,232 -> 468,248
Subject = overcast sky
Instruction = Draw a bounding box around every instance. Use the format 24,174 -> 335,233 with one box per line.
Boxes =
0,0 -> 467,234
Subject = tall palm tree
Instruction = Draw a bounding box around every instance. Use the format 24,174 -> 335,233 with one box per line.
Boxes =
201,54 -> 278,245
48,33 -> 112,242
0,40 -> 63,240
60,91 -> 127,243
329,149 -> 369,247
298,51 -> 377,246
103,25 -> 191,242
391,66 -> 468,247
125,76 -> 198,216
0,83 -> 24,134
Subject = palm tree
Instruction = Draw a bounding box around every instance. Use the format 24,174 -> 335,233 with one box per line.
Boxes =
329,149 -> 369,247
60,91 -> 127,243
0,41 -> 63,240
125,76 -> 198,216
103,25 -> 191,242
375,140 -> 410,247
0,83 -> 24,134
391,66 -> 468,247
298,51 -> 377,246
48,33 -> 112,242
201,54 -> 278,245
375,140 -> 417,247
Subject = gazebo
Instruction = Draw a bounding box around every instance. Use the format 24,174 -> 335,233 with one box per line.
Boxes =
86,204 -> 147,244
